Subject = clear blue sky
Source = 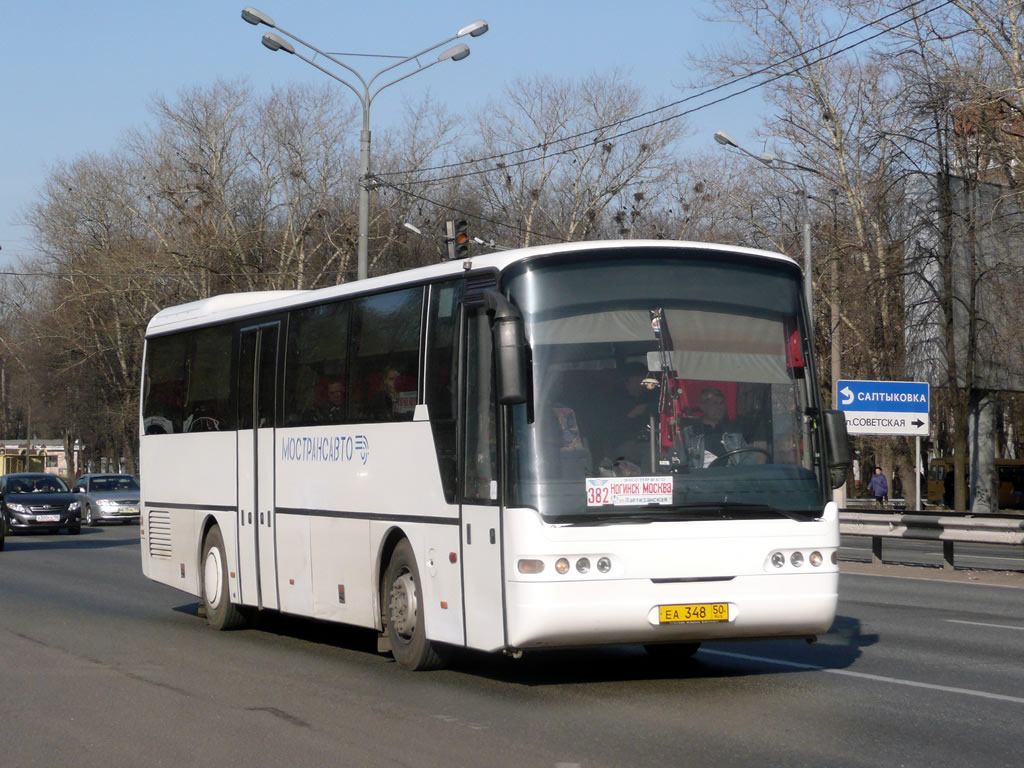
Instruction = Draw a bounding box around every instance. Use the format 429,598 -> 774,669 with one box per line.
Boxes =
1,0 -> 769,267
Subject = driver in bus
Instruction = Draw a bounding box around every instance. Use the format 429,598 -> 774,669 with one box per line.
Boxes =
682,386 -> 761,468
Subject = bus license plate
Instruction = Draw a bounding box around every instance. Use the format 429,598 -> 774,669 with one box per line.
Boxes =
658,603 -> 729,624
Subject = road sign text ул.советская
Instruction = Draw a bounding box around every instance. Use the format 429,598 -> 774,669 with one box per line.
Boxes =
836,379 -> 929,436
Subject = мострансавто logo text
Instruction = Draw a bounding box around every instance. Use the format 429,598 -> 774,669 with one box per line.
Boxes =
280,435 -> 369,465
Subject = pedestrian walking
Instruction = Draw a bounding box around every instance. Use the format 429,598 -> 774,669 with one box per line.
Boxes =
868,466 -> 889,508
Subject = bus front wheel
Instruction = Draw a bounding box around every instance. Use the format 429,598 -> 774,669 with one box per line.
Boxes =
383,539 -> 446,670
202,526 -> 246,631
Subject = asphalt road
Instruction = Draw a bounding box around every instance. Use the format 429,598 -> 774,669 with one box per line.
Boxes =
2,523 -> 1023,768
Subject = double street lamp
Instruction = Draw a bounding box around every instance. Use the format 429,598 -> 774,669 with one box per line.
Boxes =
241,7 -> 489,281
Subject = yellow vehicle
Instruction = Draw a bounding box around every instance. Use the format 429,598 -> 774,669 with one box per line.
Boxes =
926,457 -> 1024,509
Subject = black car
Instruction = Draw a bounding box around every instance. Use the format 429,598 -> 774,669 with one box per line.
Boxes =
0,473 -> 82,537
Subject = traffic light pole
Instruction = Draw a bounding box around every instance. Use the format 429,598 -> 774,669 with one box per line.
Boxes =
359,125 -> 371,280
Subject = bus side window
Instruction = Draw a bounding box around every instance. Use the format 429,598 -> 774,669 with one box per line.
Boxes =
348,287 -> 422,423
462,306 -> 498,503
143,333 -> 187,435
184,325 -> 233,432
425,280 -> 463,504
284,301 -> 350,427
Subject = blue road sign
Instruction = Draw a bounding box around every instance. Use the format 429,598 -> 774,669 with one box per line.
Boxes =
836,379 -> 930,436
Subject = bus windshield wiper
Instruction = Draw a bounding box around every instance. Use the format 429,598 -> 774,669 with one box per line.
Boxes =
670,502 -> 817,521
565,503 -> 815,526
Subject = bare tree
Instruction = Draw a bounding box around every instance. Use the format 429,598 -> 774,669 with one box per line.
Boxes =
856,0 -> 1024,510
697,0 -> 920,500
463,72 -> 685,247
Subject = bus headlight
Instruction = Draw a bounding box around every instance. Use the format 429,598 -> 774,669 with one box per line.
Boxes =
517,555 -> 612,576
770,551 -> 786,568
809,551 -> 823,567
790,551 -> 804,568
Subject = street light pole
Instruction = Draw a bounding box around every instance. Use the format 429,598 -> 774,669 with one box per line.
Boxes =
242,7 -> 487,281
713,130 -> 813,319
716,130 -> 849,506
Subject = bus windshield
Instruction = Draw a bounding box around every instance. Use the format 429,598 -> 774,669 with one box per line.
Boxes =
504,249 -> 826,522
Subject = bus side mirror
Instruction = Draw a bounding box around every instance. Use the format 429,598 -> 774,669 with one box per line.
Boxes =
824,409 -> 851,489
483,289 -> 528,405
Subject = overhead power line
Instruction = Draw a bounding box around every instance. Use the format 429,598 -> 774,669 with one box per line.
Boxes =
378,180 -> 566,243
376,0 -> 956,245
377,0 -> 952,185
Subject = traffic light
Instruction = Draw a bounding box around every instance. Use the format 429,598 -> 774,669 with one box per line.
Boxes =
445,219 -> 469,260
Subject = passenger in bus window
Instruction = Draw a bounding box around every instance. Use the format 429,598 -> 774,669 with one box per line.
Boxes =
317,377 -> 346,423
370,367 -> 401,420
682,386 -> 760,468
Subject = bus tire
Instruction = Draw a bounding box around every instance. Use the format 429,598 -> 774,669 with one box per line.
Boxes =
202,526 -> 246,631
383,538 -> 446,670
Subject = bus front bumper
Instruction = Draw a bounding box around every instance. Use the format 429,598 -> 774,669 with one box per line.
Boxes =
504,570 -> 838,650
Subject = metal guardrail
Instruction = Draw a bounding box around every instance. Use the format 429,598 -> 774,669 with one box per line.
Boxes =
839,509 -> 1024,570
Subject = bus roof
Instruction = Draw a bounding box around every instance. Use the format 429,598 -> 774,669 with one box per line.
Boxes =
145,239 -> 798,337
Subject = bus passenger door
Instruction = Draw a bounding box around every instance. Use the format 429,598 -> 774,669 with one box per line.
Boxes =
237,322 -> 280,611
459,306 -> 506,651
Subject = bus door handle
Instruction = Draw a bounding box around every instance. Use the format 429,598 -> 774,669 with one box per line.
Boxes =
259,512 -> 264,524
489,528 -> 496,544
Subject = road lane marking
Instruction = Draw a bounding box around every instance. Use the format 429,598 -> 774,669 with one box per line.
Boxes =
946,619 -> 1024,631
701,649 -> 1024,705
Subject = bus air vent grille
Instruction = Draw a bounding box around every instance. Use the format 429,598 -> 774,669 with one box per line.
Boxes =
147,509 -> 172,559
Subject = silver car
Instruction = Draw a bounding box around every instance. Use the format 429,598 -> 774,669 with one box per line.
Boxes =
73,474 -> 141,525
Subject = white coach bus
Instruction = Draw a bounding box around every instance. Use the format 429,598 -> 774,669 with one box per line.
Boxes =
140,240 -> 850,669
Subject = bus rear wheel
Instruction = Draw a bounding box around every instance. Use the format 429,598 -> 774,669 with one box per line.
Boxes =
202,526 -> 246,631
383,539 -> 446,670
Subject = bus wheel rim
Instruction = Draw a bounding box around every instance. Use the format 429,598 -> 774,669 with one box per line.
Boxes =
388,570 -> 417,640
204,547 -> 223,609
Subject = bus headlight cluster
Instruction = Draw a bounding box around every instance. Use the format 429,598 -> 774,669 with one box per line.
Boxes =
517,556 -> 613,576
768,550 -> 828,570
